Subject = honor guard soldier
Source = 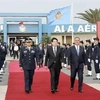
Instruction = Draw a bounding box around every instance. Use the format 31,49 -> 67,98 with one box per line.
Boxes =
85,40 -> 92,77
93,37 -> 100,80
0,42 -> 7,73
0,43 -> 3,75
19,38 -> 39,94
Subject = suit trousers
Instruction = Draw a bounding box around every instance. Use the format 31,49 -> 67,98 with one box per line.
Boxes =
13,51 -> 18,59
24,69 -> 34,91
49,64 -> 61,90
70,64 -> 83,91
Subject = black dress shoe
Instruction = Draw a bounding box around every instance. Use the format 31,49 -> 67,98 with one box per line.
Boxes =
78,90 -> 83,93
70,87 -> 74,91
25,90 -> 30,94
29,90 -> 33,93
55,89 -> 59,92
93,78 -> 100,80
51,89 -> 55,93
85,75 -> 92,77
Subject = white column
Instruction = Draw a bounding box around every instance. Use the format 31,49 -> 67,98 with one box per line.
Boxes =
36,36 -> 38,45
8,36 -> 9,45
64,36 -> 66,44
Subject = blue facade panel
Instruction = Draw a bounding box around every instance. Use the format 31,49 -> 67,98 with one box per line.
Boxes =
42,24 -> 48,33
2,24 -> 96,34
48,24 -> 96,33
7,24 -> 39,33
6,24 -> 48,33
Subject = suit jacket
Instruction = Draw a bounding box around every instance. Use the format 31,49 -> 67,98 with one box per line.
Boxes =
19,46 -> 39,70
68,46 -> 86,68
45,46 -> 63,69
37,47 -> 45,57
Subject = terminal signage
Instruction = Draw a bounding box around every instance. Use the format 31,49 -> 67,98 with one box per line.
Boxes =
53,24 -> 96,33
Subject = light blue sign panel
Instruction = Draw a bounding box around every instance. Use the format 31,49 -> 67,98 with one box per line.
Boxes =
48,24 -> 96,33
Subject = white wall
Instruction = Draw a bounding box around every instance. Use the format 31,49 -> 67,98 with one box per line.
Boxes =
0,17 -> 47,24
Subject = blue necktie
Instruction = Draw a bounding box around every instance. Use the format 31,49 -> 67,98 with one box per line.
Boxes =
77,46 -> 79,56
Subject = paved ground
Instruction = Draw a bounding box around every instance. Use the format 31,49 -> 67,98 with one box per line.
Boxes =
62,67 -> 100,90
0,55 -> 100,100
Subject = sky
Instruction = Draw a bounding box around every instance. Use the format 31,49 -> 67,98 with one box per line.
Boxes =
0,0 -> 100,23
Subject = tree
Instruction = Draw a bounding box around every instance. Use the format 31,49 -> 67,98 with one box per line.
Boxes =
41,34 -> 51,47
75,8 -> 100,23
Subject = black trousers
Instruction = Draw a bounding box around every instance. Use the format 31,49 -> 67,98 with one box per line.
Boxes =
1,60 -> 5,67
39,57 -> 43,67
13,51 -> 18,59
0,60 -> 2,70
87,62 -> 92,71
9,50 -> 13,57
70,64 -> 83,91
49,65 -> 61,90
24,69 -> 34,91
0,58 -> 5,70
94,61 -> 100,73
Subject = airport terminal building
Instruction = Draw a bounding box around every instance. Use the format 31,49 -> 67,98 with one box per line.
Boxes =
0,13 -> 96,45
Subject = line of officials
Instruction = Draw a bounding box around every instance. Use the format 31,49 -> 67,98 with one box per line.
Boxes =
19,37 -> 100,94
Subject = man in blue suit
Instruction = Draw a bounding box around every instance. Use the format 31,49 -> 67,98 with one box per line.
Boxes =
68,37 -> 87,93
19,38 -> 39,94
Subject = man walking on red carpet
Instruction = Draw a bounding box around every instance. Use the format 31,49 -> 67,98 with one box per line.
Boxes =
45,38 -> 63,93
67,37 -> 87,93
19,38 -> 39,94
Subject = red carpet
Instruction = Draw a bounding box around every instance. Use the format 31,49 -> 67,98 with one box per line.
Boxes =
6,61 -> 100,100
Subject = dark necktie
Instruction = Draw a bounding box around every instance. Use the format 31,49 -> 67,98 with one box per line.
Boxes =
53,47 -> 57,56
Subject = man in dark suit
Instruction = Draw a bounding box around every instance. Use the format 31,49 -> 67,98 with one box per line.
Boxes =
37,43 -> 45,67
19,38 -> 39,94
68,37 -> 87,93
45,38 -> 63,93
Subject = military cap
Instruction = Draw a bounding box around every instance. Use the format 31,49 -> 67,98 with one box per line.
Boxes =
86,39 -> 91,43
25,38 -> 32,42
80,41 -> 84,44
62,43 -> 66,46
93,37 -> 99,41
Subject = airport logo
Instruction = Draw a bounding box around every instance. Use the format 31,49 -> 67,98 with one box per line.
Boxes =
19,24 -> 26,33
